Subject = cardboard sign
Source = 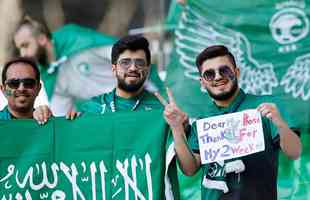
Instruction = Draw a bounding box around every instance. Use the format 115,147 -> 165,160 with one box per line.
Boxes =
196,109 -> 265,164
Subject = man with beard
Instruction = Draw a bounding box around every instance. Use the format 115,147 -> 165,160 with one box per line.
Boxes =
155,45 -> 301,200
78,35 -> 164,114
69,35 -> 182,200
13,16 -> 117,116
0,57 -> 43,120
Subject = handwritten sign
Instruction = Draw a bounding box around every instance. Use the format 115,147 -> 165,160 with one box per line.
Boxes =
196,109 -> 265,164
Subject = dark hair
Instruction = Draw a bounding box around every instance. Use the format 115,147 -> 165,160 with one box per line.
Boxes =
15,16 -> 52,40
195,45 -> 237,72
111,35 -> 151,65
2,57 -> 40,85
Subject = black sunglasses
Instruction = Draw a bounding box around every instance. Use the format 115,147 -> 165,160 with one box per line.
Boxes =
117,58 -> 147,70
202,65 -> 234,81
5,78 -> 37,89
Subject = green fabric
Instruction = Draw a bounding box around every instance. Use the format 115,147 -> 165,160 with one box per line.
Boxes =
166,0 -> 310,132
0,106 -> 12,120
165,0 -> 184,30
42,24 -> 117,99
149,64 -> 166,94
41,68 -> 58,100
78,88 -> 180,200
188,90 -> 280,199
277,133 -> 310,200
166,1 -> 310,199
52,24 -> 117,59
0,111 -> 168,199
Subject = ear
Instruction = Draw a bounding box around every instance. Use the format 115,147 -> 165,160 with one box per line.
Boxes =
112,64 -> 117,76
0,84 -> 4,94
235,67 -> 240,80
37,34 -> 49,46
0,84 -> 9,97
35,82 -> 42,97
199,76 -> 207,89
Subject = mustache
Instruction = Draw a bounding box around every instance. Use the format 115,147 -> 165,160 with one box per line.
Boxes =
212,74 -> 236,86
13,90 -> 31,97
125,72 -> 140,77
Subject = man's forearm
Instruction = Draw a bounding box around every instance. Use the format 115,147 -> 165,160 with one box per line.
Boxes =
171,125 -> 201,176
279,123 -> 302,160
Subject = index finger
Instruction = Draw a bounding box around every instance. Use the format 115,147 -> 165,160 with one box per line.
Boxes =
154,92 -> 168,106
166,88 -> 176,104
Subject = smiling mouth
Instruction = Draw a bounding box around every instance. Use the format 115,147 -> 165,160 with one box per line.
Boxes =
126,73 -> 140,78
213,81 -> 228,87
15,94 -> 31,98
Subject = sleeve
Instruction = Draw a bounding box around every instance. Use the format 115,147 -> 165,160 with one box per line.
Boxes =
53,24 -> 117,58
187,121 -> 200,154
262,117 -> 280,148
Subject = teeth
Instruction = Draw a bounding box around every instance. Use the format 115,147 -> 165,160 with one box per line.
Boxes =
16,95 -> 29,97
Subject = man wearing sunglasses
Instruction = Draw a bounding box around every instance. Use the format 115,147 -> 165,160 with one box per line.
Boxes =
73,35 -> 163,115
157,45 -> 301,200
67,35 -> 182,200
0,57 -> 45,120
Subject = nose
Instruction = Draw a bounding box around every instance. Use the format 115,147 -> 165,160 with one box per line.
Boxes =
213,70 -> 223,80
20,47 -> 33,57
16,82 -> 26,90
128,61 -> 137,70
20,49 -> 27,57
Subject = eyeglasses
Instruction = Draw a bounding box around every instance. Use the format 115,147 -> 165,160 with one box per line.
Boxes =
5,78 -> 37,89
202,65 -> 234,81
117,58 -> 147,70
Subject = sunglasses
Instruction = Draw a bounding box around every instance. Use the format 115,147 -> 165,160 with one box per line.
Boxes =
202,65 -> 234,81
5,78 -> 37,89
117,58 -> 147,70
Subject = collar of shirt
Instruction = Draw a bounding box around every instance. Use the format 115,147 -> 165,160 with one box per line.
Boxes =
210,89 -> 246,115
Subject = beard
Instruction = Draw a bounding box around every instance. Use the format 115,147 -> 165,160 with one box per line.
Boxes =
8,90 -> 35,113
36,45 -> 49,66
116,74 -> 147,93
206,77 -> 239,101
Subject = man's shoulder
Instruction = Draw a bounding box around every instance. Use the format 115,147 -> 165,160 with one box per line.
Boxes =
142,90 -> 163,108
244,93 -> 274,100
78,90 -> 113,114
91,91 -> 111,103
88,90 -> 114,107
0,107 -> 11,120
242,93 -> 275,107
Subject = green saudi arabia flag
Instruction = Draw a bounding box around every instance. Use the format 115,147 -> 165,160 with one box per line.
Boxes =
0,111 -> 169,199
166,0 -> 310,199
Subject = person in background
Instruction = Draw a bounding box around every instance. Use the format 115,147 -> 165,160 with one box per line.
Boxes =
13,16 -> 117,116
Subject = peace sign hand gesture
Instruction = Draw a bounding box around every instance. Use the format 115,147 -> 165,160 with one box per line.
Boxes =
155,88 -> 188,130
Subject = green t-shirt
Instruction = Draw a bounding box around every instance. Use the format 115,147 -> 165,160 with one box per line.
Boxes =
0,106 -> 12,120
188,89 -> 280,200
79,88 -> 163,114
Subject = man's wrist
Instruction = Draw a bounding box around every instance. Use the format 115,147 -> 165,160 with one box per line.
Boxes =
171,124 -> 185,132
